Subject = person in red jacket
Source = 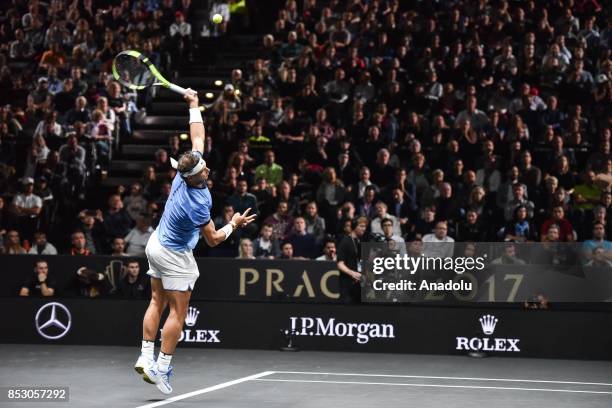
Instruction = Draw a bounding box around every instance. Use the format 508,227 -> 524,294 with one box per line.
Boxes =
540,206 -> 575,242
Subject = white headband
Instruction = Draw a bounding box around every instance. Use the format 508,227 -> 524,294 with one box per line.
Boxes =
170,156 -> 207,177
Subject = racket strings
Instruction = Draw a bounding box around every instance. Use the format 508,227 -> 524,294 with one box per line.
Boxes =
113,52 -> 155,89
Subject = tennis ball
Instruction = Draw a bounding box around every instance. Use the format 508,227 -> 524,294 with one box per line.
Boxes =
212,14 -> 223,24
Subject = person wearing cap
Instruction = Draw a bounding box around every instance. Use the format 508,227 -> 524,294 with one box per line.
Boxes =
34,176 -> 53,204
11,177 -> 43,241
136,89 -> 256,394
169,10 -> 192,62
508,83 -> 547,115
212,83 -> 242,112
28,78 -> 52,113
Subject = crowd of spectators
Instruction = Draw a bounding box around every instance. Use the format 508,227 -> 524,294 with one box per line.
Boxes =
196,0 -> 611,262
18,257 -> 151,299
0,0 -> 197,253
1,0 -> 612,266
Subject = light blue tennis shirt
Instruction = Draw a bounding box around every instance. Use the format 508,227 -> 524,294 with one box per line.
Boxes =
157,151 -> 212,252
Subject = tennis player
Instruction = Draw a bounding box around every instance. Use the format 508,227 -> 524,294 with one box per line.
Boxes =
134,89 -> 256,394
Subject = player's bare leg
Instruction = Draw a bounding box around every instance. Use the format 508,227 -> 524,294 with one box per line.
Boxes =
143,278 -> 168,340
136,278 -> 167,383
159,289 -> 192,355
143,288 -> 192,394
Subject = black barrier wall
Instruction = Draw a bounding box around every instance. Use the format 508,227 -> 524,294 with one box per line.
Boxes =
1,255 -> 340,302
5,298 -> 612,360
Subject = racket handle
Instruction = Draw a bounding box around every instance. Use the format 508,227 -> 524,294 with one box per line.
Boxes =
167,83 -> 189,95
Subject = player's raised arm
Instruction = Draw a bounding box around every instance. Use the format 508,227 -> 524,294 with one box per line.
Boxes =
201,208 -> 257,247
184,89 -> 204,153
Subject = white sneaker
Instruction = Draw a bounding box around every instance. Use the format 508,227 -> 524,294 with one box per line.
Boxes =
142,361 -> 161,386
156,366 -> 174,395
135,354 -> 155,384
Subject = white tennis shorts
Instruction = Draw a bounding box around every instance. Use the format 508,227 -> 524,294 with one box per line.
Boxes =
145,229 -> 200,291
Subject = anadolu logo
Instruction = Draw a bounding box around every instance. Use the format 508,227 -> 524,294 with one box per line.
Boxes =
160,306 -> 220,343
289,316 -> 395,344
456,314 -> 520,353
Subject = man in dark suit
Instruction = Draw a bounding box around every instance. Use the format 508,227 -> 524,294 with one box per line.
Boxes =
287,217 -> 318,259
386,187 -> 417,234
371,148 -> 396,187
335,152 -> 358,187
357,185 -> 377,220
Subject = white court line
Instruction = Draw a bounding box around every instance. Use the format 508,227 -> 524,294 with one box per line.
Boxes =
274,371 -> 612,387
254,378 -> 612,395
134,371 -> 275,408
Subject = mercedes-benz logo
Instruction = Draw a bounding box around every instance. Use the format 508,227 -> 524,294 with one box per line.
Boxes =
35,302 -> 72,340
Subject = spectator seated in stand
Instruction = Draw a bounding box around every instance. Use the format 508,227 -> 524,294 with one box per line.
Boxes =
117,260 -> 150,299
491,243 -> 527,265
582,222 -> 612,262
370,201 -> 401,237
69,231 -> 91,256
287,216 -> 318,259
0,0 -> 609,279
237,238 -> 256,259
264,200 -> 294,242
316,238 -> 337,261
72,266 -> 111,298
3,230 -> 27,255
110,237 -> 129,257
381,218 -> 405,248
102,194 -> 134,246
253,223 -> 280,259
123,182 -> 148,222
280,241 -> 302,260
124,213 -> 154,257
254,150 -> 283,187
19,259 -> 55,297
58,135 -> 87,197
27,231 -> 58,255
422,221 -> 455,259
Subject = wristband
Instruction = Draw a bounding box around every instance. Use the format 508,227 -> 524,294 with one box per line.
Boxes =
220,223 -> 234,241
189,107 -> 203,124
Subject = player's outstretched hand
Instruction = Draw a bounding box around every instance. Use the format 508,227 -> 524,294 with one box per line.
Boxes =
184,88 -> 199,108
232,208 -> 257,228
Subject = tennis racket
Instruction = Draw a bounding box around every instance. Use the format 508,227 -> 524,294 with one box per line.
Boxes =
112,50 -> 191,96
